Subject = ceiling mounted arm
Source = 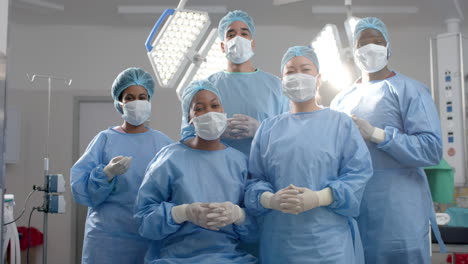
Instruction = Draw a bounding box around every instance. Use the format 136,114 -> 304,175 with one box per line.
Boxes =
177,0 -> 188,9
345,0 -> 352,18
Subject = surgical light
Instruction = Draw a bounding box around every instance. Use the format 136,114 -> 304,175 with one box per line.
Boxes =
176,28 -> 226,99
146,8 -> 211,88
311,24 -> 353,92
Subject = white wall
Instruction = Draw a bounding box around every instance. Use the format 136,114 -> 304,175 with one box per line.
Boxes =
5,22 -> 467,263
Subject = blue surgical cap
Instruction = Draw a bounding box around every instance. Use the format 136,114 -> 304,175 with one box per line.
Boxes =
181,79 -> 222,124
218,10 -> 255,40
280,46 -> 320,74
354,17 -> 389,44
111,67 -> 155,114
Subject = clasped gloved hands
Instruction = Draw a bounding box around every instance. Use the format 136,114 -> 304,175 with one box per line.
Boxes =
171,202 -> 245,231
260,185 -> 301,214
261,184 -> 333,215
351,115 -> 386,144
171,203 -> 214,230
103,156 -> 132,180
222,114 -> 260,139
204,202 -> 246,229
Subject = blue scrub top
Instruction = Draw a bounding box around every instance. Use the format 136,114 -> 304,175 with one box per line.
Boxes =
245,108 -> 373,264
135,141 -> 257,264
71,127 -> 173,264
331,71 -> 445,263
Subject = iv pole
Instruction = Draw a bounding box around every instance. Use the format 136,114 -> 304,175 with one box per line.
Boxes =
26,74 -> 72,264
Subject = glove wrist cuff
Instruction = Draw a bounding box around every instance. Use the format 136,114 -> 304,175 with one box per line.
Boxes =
171,204 -> 188,224
260,192 -> 274,209
233,206 -> 246,225
103,167 -> 115,181
317,187 -> 333,206
370,127 -> 386,144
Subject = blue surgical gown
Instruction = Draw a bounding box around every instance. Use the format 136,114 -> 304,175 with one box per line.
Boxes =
181,70 -> 289,156
330,71 -> 445,263
70,128 -> 173,264
134,141 -> 258,264
245,108 -> 373,264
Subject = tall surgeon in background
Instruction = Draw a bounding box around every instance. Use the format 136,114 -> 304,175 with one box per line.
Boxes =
71,68 -> 173,264
182,10 -> 289,157
330,17 -> 446,263
135,79 -> 257,263
245,46 -> 373,263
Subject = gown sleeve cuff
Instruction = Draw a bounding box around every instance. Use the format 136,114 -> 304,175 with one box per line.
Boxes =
164,202 -> 184,228
376,126 -> 397,149
91,164 -> 115,186
245,180 -> 274,216
326,182 -> 345,209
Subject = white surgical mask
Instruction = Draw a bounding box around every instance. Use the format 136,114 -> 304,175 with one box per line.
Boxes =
354,43 -> 388,73
190,112 -> 227,141
224,36 -> 254,64
282,73 -> 317,102
120,100 -> 151,126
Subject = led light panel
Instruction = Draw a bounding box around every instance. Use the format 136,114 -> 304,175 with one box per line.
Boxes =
147,9 -> 211,88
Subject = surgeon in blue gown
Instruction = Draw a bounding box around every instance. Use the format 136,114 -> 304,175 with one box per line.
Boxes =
330,17 -> 446,263
70,67 -> 173,264
245,46 -> 373,264
181,10 -> 289,157
135,79 -> 257,264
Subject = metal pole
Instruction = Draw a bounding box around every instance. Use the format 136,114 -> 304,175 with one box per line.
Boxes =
429,37 -> 436,101
43,158 -> 48,264
458,33 -> 468,185
42,76 -> 52,264
26,74 -> 71,264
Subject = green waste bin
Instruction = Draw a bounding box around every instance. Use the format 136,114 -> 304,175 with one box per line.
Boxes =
424,159 -> 454,204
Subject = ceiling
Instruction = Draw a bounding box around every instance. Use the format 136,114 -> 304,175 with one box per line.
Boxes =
9,0 -> 468,30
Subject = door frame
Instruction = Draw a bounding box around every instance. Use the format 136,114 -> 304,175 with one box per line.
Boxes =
71,96 -> 113,264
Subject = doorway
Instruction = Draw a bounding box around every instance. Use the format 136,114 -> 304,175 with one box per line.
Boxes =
71,96 -> 122,264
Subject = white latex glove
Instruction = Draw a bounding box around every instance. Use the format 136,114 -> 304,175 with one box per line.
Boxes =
171,203 -> 218,230
103,156 -> 132,180
205,202 -> 246,229
351,115 -> 385,143
222,114 -> 260,139
292,185 -> 333,214
260,185 -> 301,214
